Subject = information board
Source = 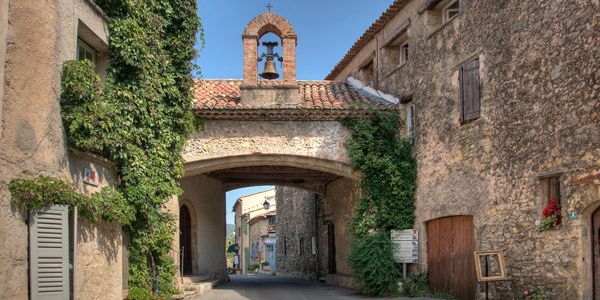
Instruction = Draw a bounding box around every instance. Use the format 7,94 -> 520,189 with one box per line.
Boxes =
391,229 -> 418,263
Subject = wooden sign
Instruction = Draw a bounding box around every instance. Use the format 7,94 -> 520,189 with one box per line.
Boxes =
391,229 -> 418,263
473,250 -> 508,282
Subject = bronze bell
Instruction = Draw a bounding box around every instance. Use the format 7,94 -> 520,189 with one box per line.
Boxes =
260,58 -> 279,80
258,41 -> 283,80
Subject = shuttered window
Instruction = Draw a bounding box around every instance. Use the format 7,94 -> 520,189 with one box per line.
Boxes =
29,205 -> 70,300
541,176 -> 561,206
459,58 -> 480,123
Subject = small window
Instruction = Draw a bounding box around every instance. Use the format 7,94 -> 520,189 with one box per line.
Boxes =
359,60 -> 375,85
267,215 -> 276,226
299,237 -> 305,255
541,176 -> 561,206
459,58 -> 480,123
443,0 -> 460,23
77,39 -> 96,65
400,43 -> 409,65
407,104 -> 415,137
283,237 -> 287,255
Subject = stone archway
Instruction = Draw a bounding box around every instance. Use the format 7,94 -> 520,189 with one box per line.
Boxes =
170,10 -> 397,288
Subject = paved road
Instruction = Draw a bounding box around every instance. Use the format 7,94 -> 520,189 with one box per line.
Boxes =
191,274 -> 439,300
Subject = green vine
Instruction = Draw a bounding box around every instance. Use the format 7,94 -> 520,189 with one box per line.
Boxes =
342,110 -> 417,296
6,1 -> 202,299
9,176 -> 135,225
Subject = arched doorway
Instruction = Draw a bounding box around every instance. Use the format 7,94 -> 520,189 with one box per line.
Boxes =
180,205 -> 193,275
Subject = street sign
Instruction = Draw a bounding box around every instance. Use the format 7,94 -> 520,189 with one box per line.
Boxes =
391,229 -> 418,263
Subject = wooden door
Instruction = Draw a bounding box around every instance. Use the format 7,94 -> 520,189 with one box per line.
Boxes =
179,205 -> 192,275
592,207 -> 600,299
427,215 -> 476,300
327,222 -> 336,274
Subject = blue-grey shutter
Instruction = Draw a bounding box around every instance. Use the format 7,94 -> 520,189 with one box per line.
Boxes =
460,58 -> 480,122
29,205 -> 70,300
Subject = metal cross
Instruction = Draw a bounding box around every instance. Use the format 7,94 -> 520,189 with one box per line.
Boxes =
266,3 -> 273,11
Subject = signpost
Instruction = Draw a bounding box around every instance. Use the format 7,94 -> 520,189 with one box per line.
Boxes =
391,229 -> 418,278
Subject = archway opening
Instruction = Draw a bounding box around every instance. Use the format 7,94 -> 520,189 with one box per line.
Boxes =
177,158 -> 360,288
179,205 -> 193,275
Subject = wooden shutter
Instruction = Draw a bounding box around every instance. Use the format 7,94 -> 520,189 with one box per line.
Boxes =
460,58 -> 481,122
29,205 -> 70,300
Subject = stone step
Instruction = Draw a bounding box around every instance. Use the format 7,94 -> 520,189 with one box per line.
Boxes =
172,279 -> 221,299
181,275 -> 210,285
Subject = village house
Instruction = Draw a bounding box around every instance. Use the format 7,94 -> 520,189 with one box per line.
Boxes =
232,188 -> 277,274
325,0 -> 600,299
0,0 -> 128,299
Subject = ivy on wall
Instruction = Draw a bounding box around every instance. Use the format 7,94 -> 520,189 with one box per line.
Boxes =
9,1 -> 202,299
9,176 -> 135,225
342,110 -> 417,296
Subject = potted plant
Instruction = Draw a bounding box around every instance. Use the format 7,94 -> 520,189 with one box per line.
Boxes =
538,197 -> 562,231
261,260 -> 271,271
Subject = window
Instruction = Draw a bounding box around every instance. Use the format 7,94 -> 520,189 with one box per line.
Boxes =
77,39 -> 96,65
407,103 -> 415,137
459,58 -> 480,123
299,237 -> 305,255
541,176 -> 561,206
283,237 -> 287,255
443,0 -> 460,23
360,61 -> 374,85
400,43 -> 409,65
267,215 -> 276,226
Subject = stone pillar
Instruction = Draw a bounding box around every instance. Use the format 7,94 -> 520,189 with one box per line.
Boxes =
282,36 -> 296,83
242,35 -> 258,85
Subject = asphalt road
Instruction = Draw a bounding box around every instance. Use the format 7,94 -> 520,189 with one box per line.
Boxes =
191,274 -> 439,300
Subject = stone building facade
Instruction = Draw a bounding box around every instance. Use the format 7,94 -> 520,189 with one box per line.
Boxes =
327,0 -> 600,299
0,0 -> 127,299
275,186 -> 319,280
231,188 -> 276,274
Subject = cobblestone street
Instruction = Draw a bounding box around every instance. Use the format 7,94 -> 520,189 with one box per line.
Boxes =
191,275 -> 439,300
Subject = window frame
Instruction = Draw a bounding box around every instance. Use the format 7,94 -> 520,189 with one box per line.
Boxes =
399,42 -> 409,66
442,0 -> 460,23
540,175 -> 561,207
77,39 -> 97,65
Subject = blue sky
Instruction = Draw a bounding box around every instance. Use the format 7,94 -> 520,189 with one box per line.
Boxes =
196,1 -> 395,224
195,0 -> 394,80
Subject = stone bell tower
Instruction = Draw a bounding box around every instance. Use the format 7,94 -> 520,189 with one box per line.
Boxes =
240,12 -> 301,107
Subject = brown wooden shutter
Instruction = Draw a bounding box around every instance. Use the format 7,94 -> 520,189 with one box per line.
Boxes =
460,58 -> 480,122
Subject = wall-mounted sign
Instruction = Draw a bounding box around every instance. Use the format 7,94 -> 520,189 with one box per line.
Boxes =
568,211 -> 577,219
391,229 -> 418,263
83,168 -> 99,186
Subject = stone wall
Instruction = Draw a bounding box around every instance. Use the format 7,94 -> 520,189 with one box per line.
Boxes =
331,0 -> 600,298
275,186 -> 318,279
184,120 -> 351,168
178,174 -> 226,279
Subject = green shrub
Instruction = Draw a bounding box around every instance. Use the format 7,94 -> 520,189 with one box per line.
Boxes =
348,231 -> 400,296
399,273 -> 429,297
261,261 -> 270,267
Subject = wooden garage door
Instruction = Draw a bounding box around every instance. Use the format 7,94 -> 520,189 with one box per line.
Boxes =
427,215 -> 476,300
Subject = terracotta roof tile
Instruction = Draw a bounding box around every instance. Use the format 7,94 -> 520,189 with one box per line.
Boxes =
193,79 -> 395,111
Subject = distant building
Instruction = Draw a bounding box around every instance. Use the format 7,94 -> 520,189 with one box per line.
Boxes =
232,188 -> 276,273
